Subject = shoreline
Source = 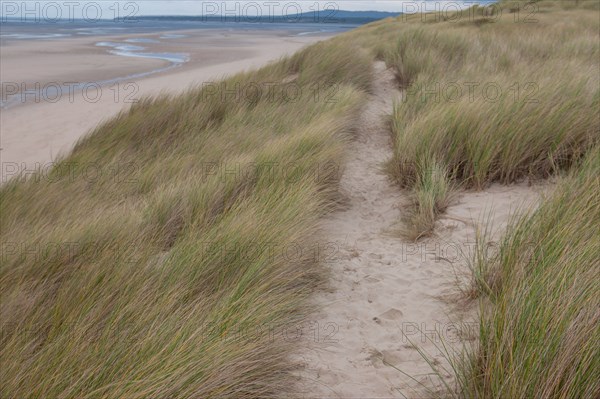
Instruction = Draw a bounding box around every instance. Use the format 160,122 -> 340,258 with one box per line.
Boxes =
0,28 -> 337,181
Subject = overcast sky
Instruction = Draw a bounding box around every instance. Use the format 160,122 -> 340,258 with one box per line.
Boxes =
2,1 -> 495,19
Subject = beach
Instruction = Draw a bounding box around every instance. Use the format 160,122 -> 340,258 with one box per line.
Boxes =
0,27 -> 336,178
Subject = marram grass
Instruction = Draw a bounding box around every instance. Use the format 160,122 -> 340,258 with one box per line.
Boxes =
460,149 -> 600,399
0,39 -> 371,398
351,0 -> 600,239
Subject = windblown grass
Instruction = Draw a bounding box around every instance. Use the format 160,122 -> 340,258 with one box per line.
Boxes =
358,0 -> 600,239
0,40 -> 372,398
459,148 -> 600,398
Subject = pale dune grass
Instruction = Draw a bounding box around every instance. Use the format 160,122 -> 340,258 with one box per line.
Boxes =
346,0 -> 599,239
0,41 -> 372,398
460,148 -> 600,399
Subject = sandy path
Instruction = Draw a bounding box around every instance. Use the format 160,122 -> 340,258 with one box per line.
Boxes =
295,62 -> 545,398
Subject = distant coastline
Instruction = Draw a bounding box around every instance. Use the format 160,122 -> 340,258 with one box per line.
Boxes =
133,10 -> 403,24
0,10 -> 402,25
0,19 -> 362,42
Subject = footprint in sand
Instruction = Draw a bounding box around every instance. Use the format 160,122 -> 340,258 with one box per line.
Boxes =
364,276 -> 380,284
381,350 -> 404,367
394,277 -> 412,286
379,308 -> 404,321
366,348 -> 385,369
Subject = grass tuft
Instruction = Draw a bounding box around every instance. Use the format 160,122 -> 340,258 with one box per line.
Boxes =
400,158 -> 454,241
459,149 -> 600,398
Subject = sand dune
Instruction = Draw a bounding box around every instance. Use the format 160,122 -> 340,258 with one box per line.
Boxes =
2,3 -> 595,397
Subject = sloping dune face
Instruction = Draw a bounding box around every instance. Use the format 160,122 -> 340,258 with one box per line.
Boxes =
0,39 -> 372,398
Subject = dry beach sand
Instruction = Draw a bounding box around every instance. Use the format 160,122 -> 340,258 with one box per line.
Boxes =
0,28 -> 333,177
